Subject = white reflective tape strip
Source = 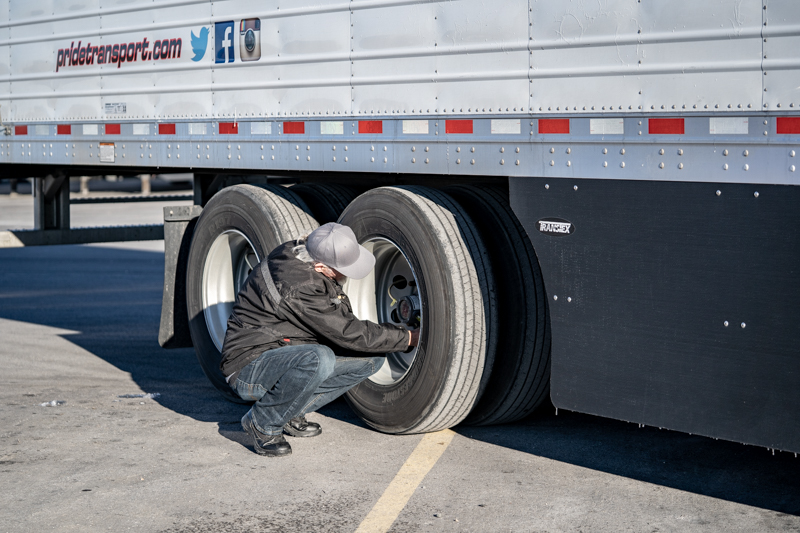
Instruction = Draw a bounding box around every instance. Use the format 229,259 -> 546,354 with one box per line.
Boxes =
490,119 -> 520,134
402,120 -> 428,134
132,124 -> 150,135
34,125 -> 49,135
82,124 -> 98,136
188,123 -> 207,135
710,117 -> 748,135
320,121 -> 343,135
250,122 -> 272,135
590,118 -> 624,135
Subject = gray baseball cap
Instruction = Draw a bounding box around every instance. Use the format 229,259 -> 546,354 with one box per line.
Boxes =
305,222 -> 375,279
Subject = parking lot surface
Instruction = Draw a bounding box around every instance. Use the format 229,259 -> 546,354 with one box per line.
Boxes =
1,192 -> 799,532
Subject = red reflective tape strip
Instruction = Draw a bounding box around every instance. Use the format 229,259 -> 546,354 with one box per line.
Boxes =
445,120 -> 473,134
57,124 -> 71,135
649,118 -> 684,134
159,123 -> 176,135
776,117 -> 800,134
219,122 -> 239,134
538,119 -> 570,134
283,121 -> 305,134
14,125 -> 27,135
358,121 -> 383,134
105,124 -> 121,135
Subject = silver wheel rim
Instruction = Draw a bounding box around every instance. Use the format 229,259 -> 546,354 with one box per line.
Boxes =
344,238 -> 422,385
201,230 -> 259,351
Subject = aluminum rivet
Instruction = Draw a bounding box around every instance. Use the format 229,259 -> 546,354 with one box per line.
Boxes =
724,321 -> 729,327
659,149 -> 665,155
723,149 -> 729,156
515,147 -> 520,153
723,164 -> 729,170
471,159 -> 475,165
567,297 -> 572,303
515,160 -> 520,165
764,120 -> 768,125
791,165 -> 796,172
500,147 -> 505,153
678,149 -> 683,156
501,159 -> 505,165
425,147 -> 429,152
573,185 -> 578,191
566,148 -> 571,154
716,190 -> 721,196
553,295 -> 558,301
333,156 -> 336,161
621,162 -> 625,168
456,159 -> 461,164
603,161 -> 608,167
271,155 -> 274,160
550,160 -> 554,166
659,162 -> 665,169
743,150 -> 749,156
566,161 -> 571,167
754,191 -> 759,197
295,155 -> 298,160
620,148 -> 625,155
425,158 -> 429,164
456,147 -> 461,153
345,146 -> 348,151
471,147 -> 475,152
545,184 -> 549,189
678,163 -> 684,169
384,146 -> 387,151
791,150 -> 796,157
744,164 -> 750,171
550,147 -> 555,153
344,157 -> 348,162
412,157 -> 416,163
603,148 -> 608,154
384,157 -> 387,163
741,322 -> 746,328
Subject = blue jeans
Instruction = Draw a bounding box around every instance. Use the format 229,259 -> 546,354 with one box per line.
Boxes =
233,344 -> 384,436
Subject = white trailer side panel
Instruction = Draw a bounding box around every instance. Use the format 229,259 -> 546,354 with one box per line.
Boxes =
0,0 -> 797,121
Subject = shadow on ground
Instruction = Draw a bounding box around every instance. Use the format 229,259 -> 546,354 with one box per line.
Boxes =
1,244 -> 798,515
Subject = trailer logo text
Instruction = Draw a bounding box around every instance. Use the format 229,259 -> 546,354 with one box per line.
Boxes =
537,218 -> 575,237
56,36 -> 183,71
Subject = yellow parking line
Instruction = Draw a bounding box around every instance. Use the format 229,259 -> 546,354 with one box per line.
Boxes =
355,429 -> 456,533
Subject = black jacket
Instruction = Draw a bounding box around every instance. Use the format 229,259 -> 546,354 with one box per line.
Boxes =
220,240 -> 409,382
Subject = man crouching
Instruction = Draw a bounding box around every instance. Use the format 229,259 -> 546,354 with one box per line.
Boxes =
221,222 -> 419,457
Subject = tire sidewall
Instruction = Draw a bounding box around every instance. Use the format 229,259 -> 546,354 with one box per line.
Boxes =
340,191 -> 458,433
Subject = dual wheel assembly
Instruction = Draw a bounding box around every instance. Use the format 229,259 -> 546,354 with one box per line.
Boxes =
186,182 -> 550,432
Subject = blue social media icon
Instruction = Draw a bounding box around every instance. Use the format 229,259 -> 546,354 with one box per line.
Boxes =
190,27 -> 209,62
215,21 -> 235,63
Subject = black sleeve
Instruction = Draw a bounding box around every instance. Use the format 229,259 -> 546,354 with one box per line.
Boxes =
287,283 -> 409,354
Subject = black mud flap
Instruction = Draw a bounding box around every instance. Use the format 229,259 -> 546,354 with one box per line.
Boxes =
510,177 -> 800,453
158,205 -> 202,349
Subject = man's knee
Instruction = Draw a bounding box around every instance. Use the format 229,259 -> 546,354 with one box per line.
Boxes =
303,344 -> 335,380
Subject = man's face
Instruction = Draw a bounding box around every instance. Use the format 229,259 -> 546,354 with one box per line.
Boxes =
314,263 -> 347,283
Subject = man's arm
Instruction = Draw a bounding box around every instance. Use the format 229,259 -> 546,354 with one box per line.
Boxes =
288,283 -> 410,353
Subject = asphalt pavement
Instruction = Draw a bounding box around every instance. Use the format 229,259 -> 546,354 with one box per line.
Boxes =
1,188 -> 798,532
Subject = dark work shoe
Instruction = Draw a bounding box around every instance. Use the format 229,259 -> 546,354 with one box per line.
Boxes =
283,415 -> 322,438
241,411 -> 292,457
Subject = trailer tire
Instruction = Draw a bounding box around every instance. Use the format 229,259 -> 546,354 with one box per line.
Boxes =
445,185 -> 551,425
340,186 -> 496,434
290,183 -> 361,224
186,184 -> 319,403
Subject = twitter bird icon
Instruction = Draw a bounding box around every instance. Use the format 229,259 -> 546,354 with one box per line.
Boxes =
191,27 -> 209,62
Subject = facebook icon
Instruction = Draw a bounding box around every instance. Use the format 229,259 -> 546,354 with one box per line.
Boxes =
215,21 -> 235,63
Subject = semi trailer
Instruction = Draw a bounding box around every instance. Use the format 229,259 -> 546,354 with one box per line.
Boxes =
0,0 -> 798,452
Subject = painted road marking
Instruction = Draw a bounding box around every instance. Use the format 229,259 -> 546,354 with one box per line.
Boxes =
355,429 -> 456,533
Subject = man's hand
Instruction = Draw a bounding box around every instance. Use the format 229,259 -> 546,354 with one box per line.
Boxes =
408,328 -> 420,347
